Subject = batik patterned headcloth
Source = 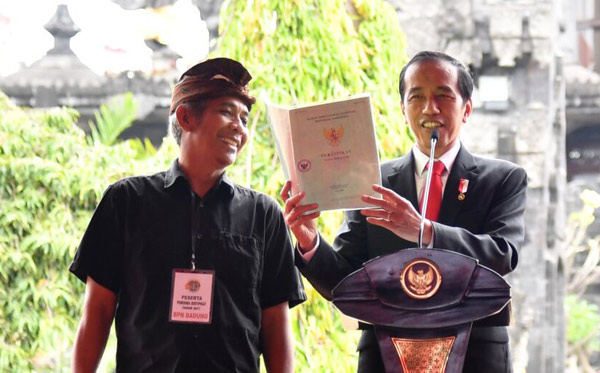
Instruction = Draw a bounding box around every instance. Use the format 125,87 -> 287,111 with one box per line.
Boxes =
170,57 -> 256,114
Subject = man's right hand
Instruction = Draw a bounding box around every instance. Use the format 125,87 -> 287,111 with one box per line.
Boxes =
279,181 -> 320,252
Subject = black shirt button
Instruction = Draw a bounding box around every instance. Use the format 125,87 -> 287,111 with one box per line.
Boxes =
196,233 -> 203,240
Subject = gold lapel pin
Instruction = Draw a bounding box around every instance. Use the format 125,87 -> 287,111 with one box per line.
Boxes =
458,179 -> 469,201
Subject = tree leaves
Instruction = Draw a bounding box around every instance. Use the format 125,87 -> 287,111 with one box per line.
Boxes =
217,0 -> 411,371
87,92 -> 138,146
0,90 -> 176,370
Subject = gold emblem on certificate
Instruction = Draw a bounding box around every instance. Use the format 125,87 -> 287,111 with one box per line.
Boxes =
323,125 -> 344,147
170,269 -> 215,324
400,258 -> 442,299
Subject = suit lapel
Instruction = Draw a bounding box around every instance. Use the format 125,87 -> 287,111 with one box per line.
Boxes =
386,153 -> 419,211
438,146 -> 479,224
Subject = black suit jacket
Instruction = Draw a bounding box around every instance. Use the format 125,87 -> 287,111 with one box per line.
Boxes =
295,145 -> 527,367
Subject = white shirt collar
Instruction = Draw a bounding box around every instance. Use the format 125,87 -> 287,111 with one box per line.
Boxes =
412,141 -> 461,177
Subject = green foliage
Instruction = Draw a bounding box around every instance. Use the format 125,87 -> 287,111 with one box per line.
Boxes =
216,0 -> 411,370
564,189 -> 600,371
291,286 -> 360,372
86,92 -> 157,160
0,90 -> 177,370
217,0 -> 411,237
565,295 -> 600,372
87,92 -> 138,146
566,295 -> 600,350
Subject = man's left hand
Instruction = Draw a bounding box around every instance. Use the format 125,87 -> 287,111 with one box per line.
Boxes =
360,184 -> 431,245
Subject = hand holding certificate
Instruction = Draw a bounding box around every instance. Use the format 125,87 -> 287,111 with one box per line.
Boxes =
267,94 -> 381,212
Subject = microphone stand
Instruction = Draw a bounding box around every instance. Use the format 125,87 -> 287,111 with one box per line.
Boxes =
418,130 -> 439,248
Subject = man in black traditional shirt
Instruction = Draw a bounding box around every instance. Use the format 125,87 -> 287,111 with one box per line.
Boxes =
70,57 -> 306,373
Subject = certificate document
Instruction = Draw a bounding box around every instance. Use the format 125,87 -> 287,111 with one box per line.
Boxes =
267,94 -> 381,212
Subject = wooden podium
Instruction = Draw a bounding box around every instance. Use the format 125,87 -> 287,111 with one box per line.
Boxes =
332,248 -> 511,373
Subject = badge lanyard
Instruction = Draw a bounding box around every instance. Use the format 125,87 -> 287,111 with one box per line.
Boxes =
168,190 -> 214,324
190,190 -> 198,270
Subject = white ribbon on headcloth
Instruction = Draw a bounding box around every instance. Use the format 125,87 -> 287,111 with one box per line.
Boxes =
210,74 -> 233,83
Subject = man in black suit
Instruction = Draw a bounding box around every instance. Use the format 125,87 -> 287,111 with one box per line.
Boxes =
281,51 -> 527,372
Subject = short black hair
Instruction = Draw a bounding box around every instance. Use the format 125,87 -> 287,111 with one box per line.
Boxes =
169,99 -> 208,146
398,51 -> 473,103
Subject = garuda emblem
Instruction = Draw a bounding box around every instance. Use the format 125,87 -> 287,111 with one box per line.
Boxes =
185,280 -> 201,292
323,125 -> 344,147
400,259 -> 442,300
408,268 -> 434,294
297,159 -> 311,172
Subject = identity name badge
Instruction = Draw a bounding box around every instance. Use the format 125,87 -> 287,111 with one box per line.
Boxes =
169,269 -> 215,324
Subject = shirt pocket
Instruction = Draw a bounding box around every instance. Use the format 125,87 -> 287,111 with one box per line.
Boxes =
216,233 -> 262,288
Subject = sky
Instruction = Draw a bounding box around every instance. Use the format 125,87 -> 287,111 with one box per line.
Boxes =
0,0 -> 210,77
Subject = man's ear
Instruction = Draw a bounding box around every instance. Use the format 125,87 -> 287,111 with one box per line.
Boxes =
401,101 -> 407,123
463,98 -> 473,123
175,104 -> 194,132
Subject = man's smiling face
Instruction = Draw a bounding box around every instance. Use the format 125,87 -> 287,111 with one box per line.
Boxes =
401,59 -> 472,158
187,96 -> 249,169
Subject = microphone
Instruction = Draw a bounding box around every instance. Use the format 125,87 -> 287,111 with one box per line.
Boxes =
418,130 -> 439,248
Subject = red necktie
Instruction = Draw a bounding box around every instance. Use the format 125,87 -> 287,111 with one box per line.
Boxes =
420,161 -> 445,222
